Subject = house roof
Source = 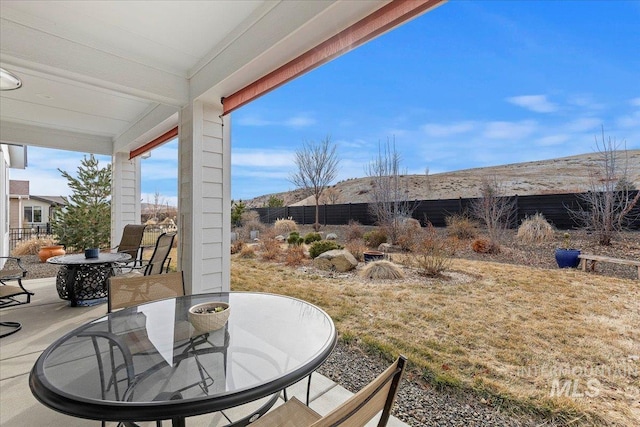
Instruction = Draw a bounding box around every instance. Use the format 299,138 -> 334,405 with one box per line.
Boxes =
30,195 -> 66,206
9,179 -> 28,196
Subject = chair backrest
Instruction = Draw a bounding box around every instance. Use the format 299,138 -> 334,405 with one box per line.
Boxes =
145,232 -> 176,275
116,224 -> 147,258
108,271 -> 185,312
311,355 -> 406,427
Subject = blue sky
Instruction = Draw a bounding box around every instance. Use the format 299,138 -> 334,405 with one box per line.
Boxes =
10,0 -> 640,205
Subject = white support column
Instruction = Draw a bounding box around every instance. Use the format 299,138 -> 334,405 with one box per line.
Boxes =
111,152 -> 141,245
179,100 -> 230,295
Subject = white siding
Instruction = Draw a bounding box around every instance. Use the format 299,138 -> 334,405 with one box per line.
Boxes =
179,101 -> 230,295
111,153 -> 141,246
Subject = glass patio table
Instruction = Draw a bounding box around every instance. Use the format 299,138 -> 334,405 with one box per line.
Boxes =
29,291 -> 337,427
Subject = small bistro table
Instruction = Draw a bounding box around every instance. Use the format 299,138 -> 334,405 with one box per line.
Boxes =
29,292 -> 337,426
47,252 -> 131,307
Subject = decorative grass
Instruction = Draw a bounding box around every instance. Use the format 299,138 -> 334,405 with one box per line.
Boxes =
360,260 -> 404,280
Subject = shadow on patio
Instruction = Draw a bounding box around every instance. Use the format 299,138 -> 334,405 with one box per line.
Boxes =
0,278 -> 408,426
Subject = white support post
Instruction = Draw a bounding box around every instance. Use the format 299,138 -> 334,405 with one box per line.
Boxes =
111,152 -> 141,246
178,101 -> 230,295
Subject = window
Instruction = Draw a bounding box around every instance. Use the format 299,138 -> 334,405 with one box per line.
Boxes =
24,206 -> 43,223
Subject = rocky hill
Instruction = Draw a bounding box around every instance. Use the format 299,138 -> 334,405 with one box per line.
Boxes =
245,150 -> 640,208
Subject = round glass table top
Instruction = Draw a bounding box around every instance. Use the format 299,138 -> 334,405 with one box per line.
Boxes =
29,292 -> 336,422
47,252 -> 131,265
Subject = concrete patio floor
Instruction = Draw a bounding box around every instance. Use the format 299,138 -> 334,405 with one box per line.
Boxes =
0,278 -> 408,426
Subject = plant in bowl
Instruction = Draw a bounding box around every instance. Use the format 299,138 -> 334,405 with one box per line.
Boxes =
188,302 -> 230,333
554,232 -> 581,268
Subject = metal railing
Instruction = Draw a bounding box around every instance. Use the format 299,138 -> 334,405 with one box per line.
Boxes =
9,224 -> 53,252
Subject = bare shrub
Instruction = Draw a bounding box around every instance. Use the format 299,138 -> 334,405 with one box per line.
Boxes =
363,228 -> 387,249
274,218 -> 298,235
470,177 -> 517,246
567,129 -> 640,246
517,213 -> 554,244
230,241 -> 245,255
345,220 -> 364,242
344,240 -> 367,262
237,220 -> 266,242
471,238 -> 499,254
407,223 -> 452,277
366,138 -> 418,243
360,260 -> 404,280
238,245 -> 256,259
240,210 -> 260,226
260,236 -> 282,261
285,245 -> 307,266
11,236 -> 58,256
393,218 -> 422,251
445,213 -> 479,240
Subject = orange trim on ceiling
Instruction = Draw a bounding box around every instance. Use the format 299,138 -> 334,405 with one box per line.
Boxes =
221,0 -> 446,115
129,126 -> 178,160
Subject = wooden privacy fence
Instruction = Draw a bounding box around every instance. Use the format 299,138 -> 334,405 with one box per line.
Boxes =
253,191 -> 640,230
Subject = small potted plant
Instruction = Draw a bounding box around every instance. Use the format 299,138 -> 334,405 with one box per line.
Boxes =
189,302 -> 230,332
555,232 -> 581,268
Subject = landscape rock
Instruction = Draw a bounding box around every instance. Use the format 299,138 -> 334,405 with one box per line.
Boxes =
326,233 -> 338,240
314,249 -> 358,272
275,235 -> 285,242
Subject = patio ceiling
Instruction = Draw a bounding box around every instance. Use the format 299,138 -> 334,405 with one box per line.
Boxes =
0,0 -> 401,157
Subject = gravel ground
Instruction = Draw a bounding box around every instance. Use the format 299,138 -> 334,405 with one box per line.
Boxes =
6,229 -> 638,426
317,342 -> 543,427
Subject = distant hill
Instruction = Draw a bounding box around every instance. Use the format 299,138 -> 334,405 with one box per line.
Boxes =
244,150 -> 640,208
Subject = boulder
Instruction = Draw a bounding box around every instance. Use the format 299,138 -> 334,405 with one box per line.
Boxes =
326,233 -> 338,240
314,249 -> 358,272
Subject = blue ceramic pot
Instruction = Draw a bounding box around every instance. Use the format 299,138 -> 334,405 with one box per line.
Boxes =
84,248 -> 100,259
555,248 -> 581,268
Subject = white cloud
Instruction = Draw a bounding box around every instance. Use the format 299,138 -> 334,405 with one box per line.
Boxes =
629,97 -> 640,107
421,121 -> 477,137
536,134 -> 571,146
232,149 -> 294,167
284,114 -> 316,128
483,120 -> 537,139
236,116 -> 272,126
564,117 -> 601,132
236,113 -> 316,128
616,111 -> 640,128
507,95 -> 558,113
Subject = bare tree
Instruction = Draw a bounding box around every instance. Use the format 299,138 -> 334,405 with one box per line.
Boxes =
365,137 -> 418,243
146,191 -> 166,222
289,136 -> 340,231
470,176 -> 517,248
568,128 -> 640,245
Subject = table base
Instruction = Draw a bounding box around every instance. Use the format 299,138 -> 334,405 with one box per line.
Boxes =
56,264 -> 113,306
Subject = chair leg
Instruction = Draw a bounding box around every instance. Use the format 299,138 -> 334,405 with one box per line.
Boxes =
0,321 -> 22,338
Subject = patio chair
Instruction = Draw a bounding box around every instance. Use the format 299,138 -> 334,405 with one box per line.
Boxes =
1,256 -> 33,338
134,232 -> 176,276
250,355 -> 407,427
108,271 -> 184,312
112,224 -> 147,266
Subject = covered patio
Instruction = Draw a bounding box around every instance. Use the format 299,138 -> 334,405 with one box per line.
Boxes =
0,0 -> 446,294
1,2 -> 448,424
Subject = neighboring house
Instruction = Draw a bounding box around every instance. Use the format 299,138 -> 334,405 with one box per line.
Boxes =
1,144 -> 27,259
9,180 -> 65,229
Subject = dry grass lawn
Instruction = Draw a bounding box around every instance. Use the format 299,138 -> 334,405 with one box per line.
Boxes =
231,256 -> 639,426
